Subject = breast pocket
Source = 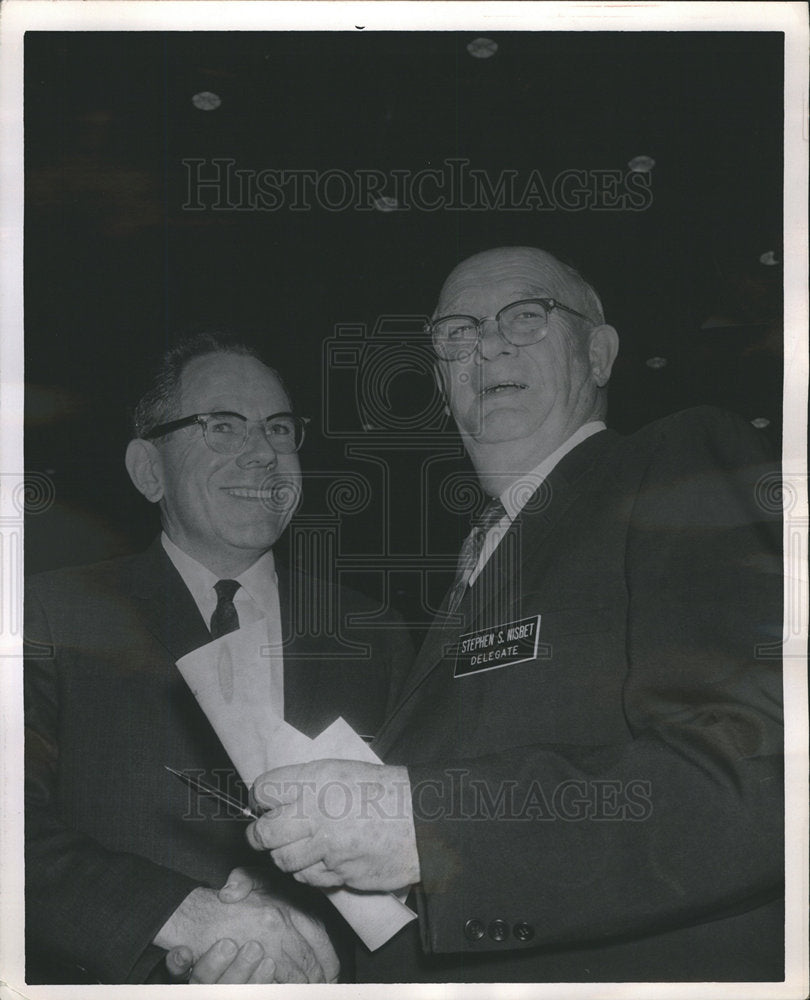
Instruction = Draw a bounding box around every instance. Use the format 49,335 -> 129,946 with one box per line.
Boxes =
538,605 -> 615,639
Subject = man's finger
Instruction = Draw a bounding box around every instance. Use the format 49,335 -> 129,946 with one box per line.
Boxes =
164,945 -> 193,980
270,836 -> 324,874
271,946 -> 310,984
188,939 -> 238,983
292,859 -> 344,888
249,956 -> 278,984
213,940 -> 265,984
251,766 -> 313,811
287,908 -> 340,982
247,811 -> 311,851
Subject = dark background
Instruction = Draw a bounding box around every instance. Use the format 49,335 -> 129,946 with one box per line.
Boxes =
24,31 -> 784,622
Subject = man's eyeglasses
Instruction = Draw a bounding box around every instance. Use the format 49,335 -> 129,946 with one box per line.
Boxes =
428,297 -> 594,361
143,411 -> 310,455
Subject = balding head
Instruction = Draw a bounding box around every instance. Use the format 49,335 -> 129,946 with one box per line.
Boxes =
435,247 -> 604,327
432,246 -> 619,494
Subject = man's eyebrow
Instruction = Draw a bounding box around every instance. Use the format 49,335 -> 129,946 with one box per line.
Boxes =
205,409 -> 293,419
198,408 -> 245,418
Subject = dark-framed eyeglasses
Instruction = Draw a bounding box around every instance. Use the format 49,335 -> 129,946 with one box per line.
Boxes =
428,297 -> 594,361
142,411 -> 310,455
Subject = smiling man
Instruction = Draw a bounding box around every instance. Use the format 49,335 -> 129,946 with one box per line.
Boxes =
24,330 -> 410,983
128,345 -> 304,580
243,248 -> 785,983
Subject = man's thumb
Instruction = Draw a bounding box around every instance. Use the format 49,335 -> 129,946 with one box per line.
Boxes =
218,865 -> 256,902
165,945 -> 194,979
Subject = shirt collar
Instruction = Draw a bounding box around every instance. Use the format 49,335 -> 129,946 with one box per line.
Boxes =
160,532 -> 277,616
237,548 -> 278,615
497,421 -> 606,521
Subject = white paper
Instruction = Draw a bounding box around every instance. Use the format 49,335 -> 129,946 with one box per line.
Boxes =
176,625 -> 416,950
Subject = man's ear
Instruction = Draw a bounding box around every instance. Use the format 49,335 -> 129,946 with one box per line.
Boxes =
588,325 -> 620,387
433,361 -> 451,416
125,439 -> 165,503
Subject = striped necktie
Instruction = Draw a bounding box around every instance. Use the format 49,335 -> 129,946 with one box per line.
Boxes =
447,498 -> 507,613
210,579 -> 240,639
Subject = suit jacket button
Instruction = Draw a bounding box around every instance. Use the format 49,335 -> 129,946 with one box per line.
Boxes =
489,919 -> 509,942
464,919 -> 485,941
513,921 -> 535,942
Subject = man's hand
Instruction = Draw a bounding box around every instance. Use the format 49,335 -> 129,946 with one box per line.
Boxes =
154,885 -> 338,983
165,867 -> 339,984
166,940 -> 278,983
246,759 -> 420,891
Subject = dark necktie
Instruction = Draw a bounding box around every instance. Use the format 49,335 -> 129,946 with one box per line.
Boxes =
447,498 -> 507,613
210,579 -> 240,639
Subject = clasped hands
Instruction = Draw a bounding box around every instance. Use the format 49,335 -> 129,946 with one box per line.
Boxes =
166,759 -> 419,983
157,877 -> 339,984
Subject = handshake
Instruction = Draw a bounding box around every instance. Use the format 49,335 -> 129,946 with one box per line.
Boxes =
158,868 -> 338,984
157,759 -> 420,983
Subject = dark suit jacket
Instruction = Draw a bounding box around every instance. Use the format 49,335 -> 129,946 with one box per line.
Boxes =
357,407 -> 784,983
24,538 -> 412,983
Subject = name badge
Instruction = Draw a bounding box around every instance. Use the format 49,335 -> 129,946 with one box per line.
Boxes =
454,614 -> 541,678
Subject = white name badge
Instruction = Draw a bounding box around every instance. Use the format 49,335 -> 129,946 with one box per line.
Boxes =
454,614 -> 542,678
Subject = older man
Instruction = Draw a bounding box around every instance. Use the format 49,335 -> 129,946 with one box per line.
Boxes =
24,331 -> 411,983
240,247 -> 784,983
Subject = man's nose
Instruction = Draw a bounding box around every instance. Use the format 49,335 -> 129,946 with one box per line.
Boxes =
476,318 -> 517,361
236,422 -> 278,468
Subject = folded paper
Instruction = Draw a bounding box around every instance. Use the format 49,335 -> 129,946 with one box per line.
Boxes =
176,619 -> 416,950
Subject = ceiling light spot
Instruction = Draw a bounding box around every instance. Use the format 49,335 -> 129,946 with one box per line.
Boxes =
373,195 -> 399,213
645,356 -> 668,370
192,91 -> 221,111
628,155 -> 655,173
758,250 -> 779,266
751,417 -> 771,429
467,37 -> 498,59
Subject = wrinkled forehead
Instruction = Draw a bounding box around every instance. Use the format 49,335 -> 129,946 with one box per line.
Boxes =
435,248 -> 583,317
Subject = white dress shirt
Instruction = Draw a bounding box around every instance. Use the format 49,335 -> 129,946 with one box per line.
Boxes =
161,533 -> 285,710
468,421 -> 606,585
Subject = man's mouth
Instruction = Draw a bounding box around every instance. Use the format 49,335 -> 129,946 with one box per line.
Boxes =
479,381 -> 528,397
222,487 -> 274,499
222,480 -> 302,513
222,486 -> 283,507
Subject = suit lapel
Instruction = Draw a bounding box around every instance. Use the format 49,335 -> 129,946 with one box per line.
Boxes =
469,429 -> 619,632
127,537 -> 212,662
127,539 -> 251,777
374,429 -> 618,755
276,557 -> 295,650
